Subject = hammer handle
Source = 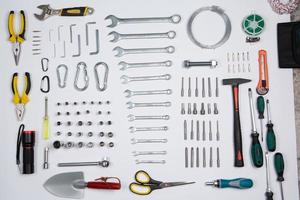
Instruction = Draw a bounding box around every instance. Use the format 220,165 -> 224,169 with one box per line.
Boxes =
232,86 -> 244,167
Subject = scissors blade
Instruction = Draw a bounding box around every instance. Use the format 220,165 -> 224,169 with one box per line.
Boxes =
160,181 -> 195,189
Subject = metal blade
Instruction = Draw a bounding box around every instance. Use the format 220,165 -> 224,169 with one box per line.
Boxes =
43,172 -> 85,199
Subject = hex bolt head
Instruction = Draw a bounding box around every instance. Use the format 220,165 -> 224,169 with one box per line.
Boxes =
99,141 -> 105,147
99,132 -> 105,137
107,132 -> 113,138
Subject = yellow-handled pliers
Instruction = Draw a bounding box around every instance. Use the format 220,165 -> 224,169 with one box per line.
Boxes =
12,72 -> 31,120
8,10 -> 26,66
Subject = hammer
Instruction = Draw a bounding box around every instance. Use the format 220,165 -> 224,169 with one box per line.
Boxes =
223,78 -> 251,167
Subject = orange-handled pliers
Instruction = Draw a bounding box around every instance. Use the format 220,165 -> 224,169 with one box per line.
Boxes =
8,10 -> 26,66
12,72 -> 31,120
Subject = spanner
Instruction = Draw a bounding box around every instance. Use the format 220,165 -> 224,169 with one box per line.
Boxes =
129,126 -> 168,133
131,138 -> 168,144
128,114 -> 170,121
132,151 -> 167,156
105,14 -> 181,28
135,160 -> 166,164
120,74 -> 171,84
124,89 -> 172,97
119,60 -> 172,70
109,31 -> 176,42
127,101 -> 171,109
113,46 -> 175,57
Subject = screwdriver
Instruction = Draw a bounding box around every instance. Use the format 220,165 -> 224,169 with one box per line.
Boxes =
265,152 -> 274,200
43,97 -> 49,140
248,89 -> 263,167
205,178 -> 253,189
274,152 -> 285,200
266,99 -> 276,152
256,96 -> 265,142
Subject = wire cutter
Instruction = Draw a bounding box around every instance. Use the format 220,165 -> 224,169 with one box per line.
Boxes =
12,72 -> 31,120
129,170 -> 195,195
8,10 -> 26,65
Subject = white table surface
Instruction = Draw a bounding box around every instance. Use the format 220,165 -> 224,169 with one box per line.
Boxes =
0,0 -> 299,200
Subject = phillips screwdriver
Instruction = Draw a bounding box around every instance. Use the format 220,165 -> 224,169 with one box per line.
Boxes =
257,96 -> 265,142
205,178 -> 253,189
43,97 -> 49,140
266,99 -> 276,152
265,152 -> 274,200
274,152 -> 285,200
248,89 -> 263,167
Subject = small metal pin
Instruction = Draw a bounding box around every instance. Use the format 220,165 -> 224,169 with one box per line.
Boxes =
216,120 -> 220,141
202,120 -> 206,141
214,103 -> 219,115
181,77 -> 184,97
207,103 -> 211,114
215,77 -> 219,97
181,103 -> 185,115
184,120 -> 187,140
209,120 -> 212,141
208,77 -> 211,97
209,147 -> 213,167
195,77 -> 199,97
185,147 -> 188,168
196,147 -> 199,168
191,147 -> 194,168
217,147 -> 220,168
196,120 -> 200,141
193,103 -> 197,115
203,147 -> 206,168
188,103 -> 192,115
190,120 -> 194,140
202,78 -> 205,97
188,77 -> 191,97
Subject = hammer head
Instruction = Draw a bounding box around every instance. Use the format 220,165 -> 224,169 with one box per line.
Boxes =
34,5 -> 51,21
222,78 -> 251,86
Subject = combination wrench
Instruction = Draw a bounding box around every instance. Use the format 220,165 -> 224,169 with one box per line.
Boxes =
124,89 -> 172,97
113,46 -> 175,57
131,138 -> 168,144
105,14 -> 181,28
126,101 -> 171,109
109,31 -> 176,42
127,114 -> 170,121
121,74 -> 171,84
129,126 -> 168,133
119,60 -> 172,70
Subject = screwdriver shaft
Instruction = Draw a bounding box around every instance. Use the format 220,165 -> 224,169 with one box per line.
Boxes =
260,119 -> 264,142
280,182 -> 284,200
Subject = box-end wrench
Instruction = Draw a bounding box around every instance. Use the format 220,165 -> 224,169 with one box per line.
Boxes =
128,114 -> 170,121
121,74 -> 171,84
113,46 -> 175,57
109,31 -> 176,42
105,14 -> 181,28
124,89 -> 172,97
127,101 -> 171,109
129,126 -> 168,133
119,60 -> 172,70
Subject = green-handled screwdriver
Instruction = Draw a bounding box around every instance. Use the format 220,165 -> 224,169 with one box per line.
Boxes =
257,96 -> 265,142
248,89 -> 263,167
266,99 -> 276,152
274,152 -> 285,200
265,152 -> 274,200
205,178 -> 253,189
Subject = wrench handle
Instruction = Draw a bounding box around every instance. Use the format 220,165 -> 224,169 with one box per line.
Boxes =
60,7 -> 92,16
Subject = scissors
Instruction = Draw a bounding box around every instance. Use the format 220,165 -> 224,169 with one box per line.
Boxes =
129,170 -> 195,195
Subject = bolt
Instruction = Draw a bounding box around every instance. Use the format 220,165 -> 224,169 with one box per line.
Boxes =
200,103 -> 205,115
193,103 -> 197,115
107,121 -> 112,125
184,60 -> 217,69
108,132 -> 113,138
67,132 -> 72,136
181,103 -> 185,115
214,103 -> 219,115
56,121 -> 62,126
87,121 -> 93,126
98,111 -> 102,115
99,121 -> 104,125
188,103 -> 192,115
77,132 -> 83,137
53,141 -> 61,149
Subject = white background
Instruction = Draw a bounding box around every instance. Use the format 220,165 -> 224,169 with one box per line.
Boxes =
0,0 -> 299,200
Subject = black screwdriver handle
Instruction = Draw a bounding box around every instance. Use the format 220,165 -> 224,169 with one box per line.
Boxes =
232,86 -> 244,167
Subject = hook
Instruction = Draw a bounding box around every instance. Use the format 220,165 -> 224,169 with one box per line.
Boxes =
40,75 -> 50,93
74,62 -> 89,91
94,62 -> 109,91
56,64 -> 68,88
41,58 -> 49,72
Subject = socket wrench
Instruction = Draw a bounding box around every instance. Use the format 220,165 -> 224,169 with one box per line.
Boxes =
119,60 -> 172,70
127,101 -> 171,109
120,74 -> 171,84
124,89 -> 172,97
113,46 -> 175,57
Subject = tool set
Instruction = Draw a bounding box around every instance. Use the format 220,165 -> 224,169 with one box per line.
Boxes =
6,2 -> 294,200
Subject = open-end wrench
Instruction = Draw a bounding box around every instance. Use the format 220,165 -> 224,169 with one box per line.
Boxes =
131,138 -> 168,144
119,60 -> 172,70
132,151 -> 167,156
127,101 -> 171,109
109,31 -> 176,42
128,114 -> 170,121
121,74 -> 171,84
34,5 -> 94,21
105,14 -> 181,28
135,160 -> 166,164
129,126 -> 168,133
113,46 -> 175,57
124,89 -> 172,97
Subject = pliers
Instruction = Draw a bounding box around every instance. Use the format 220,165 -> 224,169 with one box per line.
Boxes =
12,72 -> 31,121
8,10 -> 26,65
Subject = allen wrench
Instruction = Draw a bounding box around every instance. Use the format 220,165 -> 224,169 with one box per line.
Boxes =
85,22 -> 96,45
70,24 -> 76,43
72,35 -> 81,57
90,29 -> 100,55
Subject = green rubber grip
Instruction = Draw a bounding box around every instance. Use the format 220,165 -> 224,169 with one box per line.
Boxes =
251,133 -> 263,167
266,123 -> 276,152
256,96 -> 265,119
274,152 -> 284,182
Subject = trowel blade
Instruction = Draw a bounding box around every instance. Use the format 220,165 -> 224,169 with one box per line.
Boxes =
43,171 -> 85,199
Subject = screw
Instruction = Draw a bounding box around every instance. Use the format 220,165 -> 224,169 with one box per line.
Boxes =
86,110 -> 90,114
67,121 -> 72,126
200,103 -> 205,115
76,111 -> 81,115
98,111 -> 102,115
196,120 -> 200,141
193,103 -> 197,115
77,121 -> 83,126
184,60 -> 218,69
57,112 -> 61,116
87,121 -> 93,126
216,120 -> 220,141
98,101 -> 102,105
90,101 -> 95,105
209,147 -> 213,167
184,120 -> 187,140
202,120 -> 206,141
64,102 -> 69,106
66,112 -> 70,116
209,121 -> 212,141
190,120 -> 194,140
57,102 -> 61,106
77,142 -> 84,148
56,121 -> 62,126
203,147 -> 206,168
107,121 -> 112,125
87,132 -> 93,137
82,101 -> 86,105
99,121 -> 104,125
195,77 -> 199,97
77,132 -> 83,137
67,132 -> 72,136
215,77 -> 219,97
73,102 -> 78,105
106,101 -> 111,105
56,131 -> 62,136
107,111 -> 111,115
207,103 -> 211,114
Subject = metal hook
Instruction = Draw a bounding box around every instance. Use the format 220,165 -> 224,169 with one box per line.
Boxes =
74,62 -> 89,91
41,58 -> 49,72
94,62 -> 109,91
56,64 -> 68,88
40,76 -> 50,93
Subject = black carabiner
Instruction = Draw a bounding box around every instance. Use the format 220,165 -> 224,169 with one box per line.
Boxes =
40,76 -> 50,93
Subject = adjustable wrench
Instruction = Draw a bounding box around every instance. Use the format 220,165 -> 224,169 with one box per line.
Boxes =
113,46 -> 175,57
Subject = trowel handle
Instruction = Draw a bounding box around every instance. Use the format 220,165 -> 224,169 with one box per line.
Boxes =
87,181 -> 121,190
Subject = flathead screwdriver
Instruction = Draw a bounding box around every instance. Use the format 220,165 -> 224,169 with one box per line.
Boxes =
248,89 -> 263,167
266,99 -> 276,152
274,152 -> 285,200
256,96 -> 265,142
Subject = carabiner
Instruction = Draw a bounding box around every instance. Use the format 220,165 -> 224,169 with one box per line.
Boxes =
56,64 -> 68,88
41,58 -> 49,72
74,62 -> 89,91
40,76 -> 50,93
94,62 -> 109,91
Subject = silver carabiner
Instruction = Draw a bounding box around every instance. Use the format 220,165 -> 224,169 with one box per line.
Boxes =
41,58 -> 49,72
74,62 -> 89,91
94,62 -> 109,91
56,64 -> 68,88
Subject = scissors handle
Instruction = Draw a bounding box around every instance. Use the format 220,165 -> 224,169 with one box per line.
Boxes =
8,10 -> 26,43
129,182 -> 160,195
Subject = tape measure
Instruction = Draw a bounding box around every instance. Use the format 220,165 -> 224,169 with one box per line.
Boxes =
242,14 -> 265,37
